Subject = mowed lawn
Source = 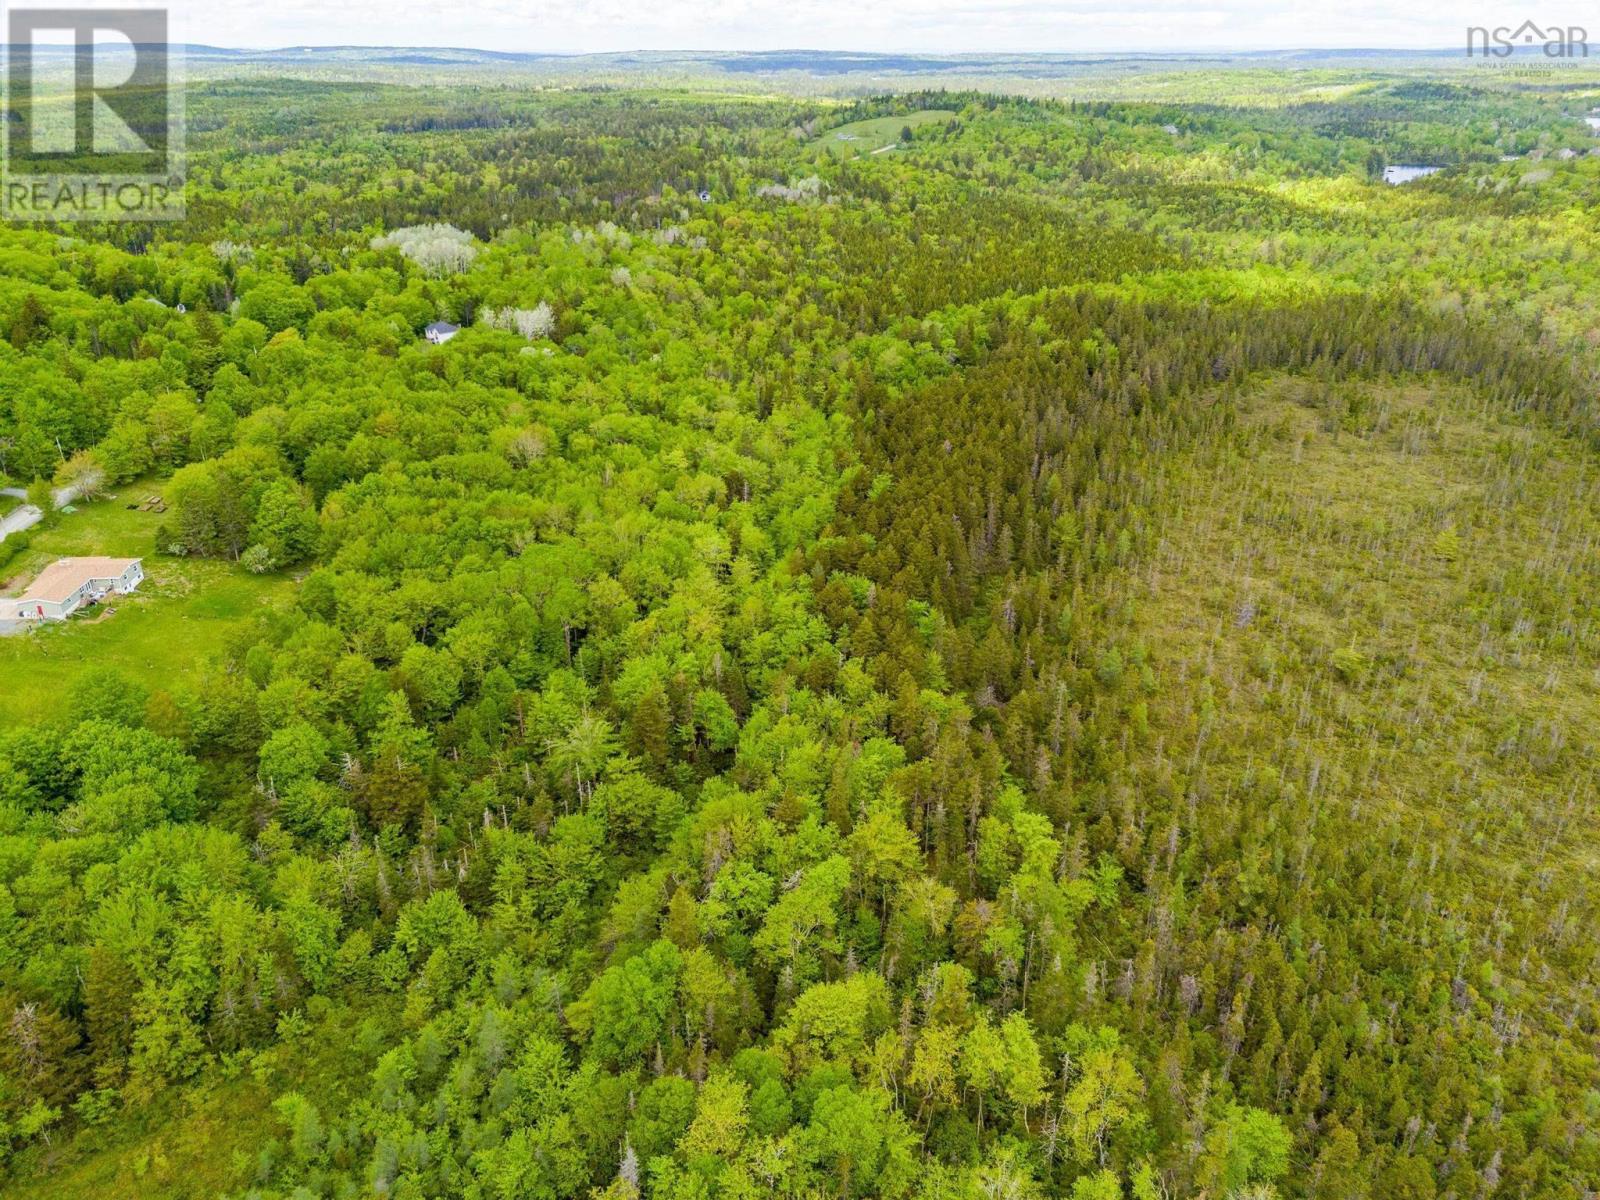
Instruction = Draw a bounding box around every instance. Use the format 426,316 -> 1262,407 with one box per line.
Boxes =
0,487 -> 294,724
812,109 -> 956,158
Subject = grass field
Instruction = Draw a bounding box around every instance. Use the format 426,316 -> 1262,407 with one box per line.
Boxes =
811,108 -> 956,158
0,485 -> 295,725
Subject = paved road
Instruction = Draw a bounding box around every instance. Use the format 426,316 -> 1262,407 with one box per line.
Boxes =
0,483 -> 81,543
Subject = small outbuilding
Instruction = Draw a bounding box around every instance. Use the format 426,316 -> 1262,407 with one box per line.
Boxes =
3,557 -> 144,623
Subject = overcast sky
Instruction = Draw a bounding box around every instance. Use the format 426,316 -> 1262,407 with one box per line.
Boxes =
115,2 -> 1587,54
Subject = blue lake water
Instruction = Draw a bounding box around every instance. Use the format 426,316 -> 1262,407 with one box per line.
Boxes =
1383,164 -> 1443,185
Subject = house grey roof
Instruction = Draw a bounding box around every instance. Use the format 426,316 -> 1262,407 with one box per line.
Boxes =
426,321 -> 460,334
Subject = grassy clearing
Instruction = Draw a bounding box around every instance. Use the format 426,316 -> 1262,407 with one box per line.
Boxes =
4,1000 -> 392,1200
1106,379 -> 1600,990
811,109 -> 955,158
3,1075 -> 272,1200
0,484 -> 294,725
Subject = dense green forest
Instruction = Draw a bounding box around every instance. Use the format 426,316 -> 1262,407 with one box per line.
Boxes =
2,66 -> 1599,1200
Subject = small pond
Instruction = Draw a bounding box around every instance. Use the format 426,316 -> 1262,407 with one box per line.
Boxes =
1383,164 -> 1443,185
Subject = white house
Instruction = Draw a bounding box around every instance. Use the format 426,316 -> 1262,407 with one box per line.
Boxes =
3,557 -> 144,622
424,321 -> 460,344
